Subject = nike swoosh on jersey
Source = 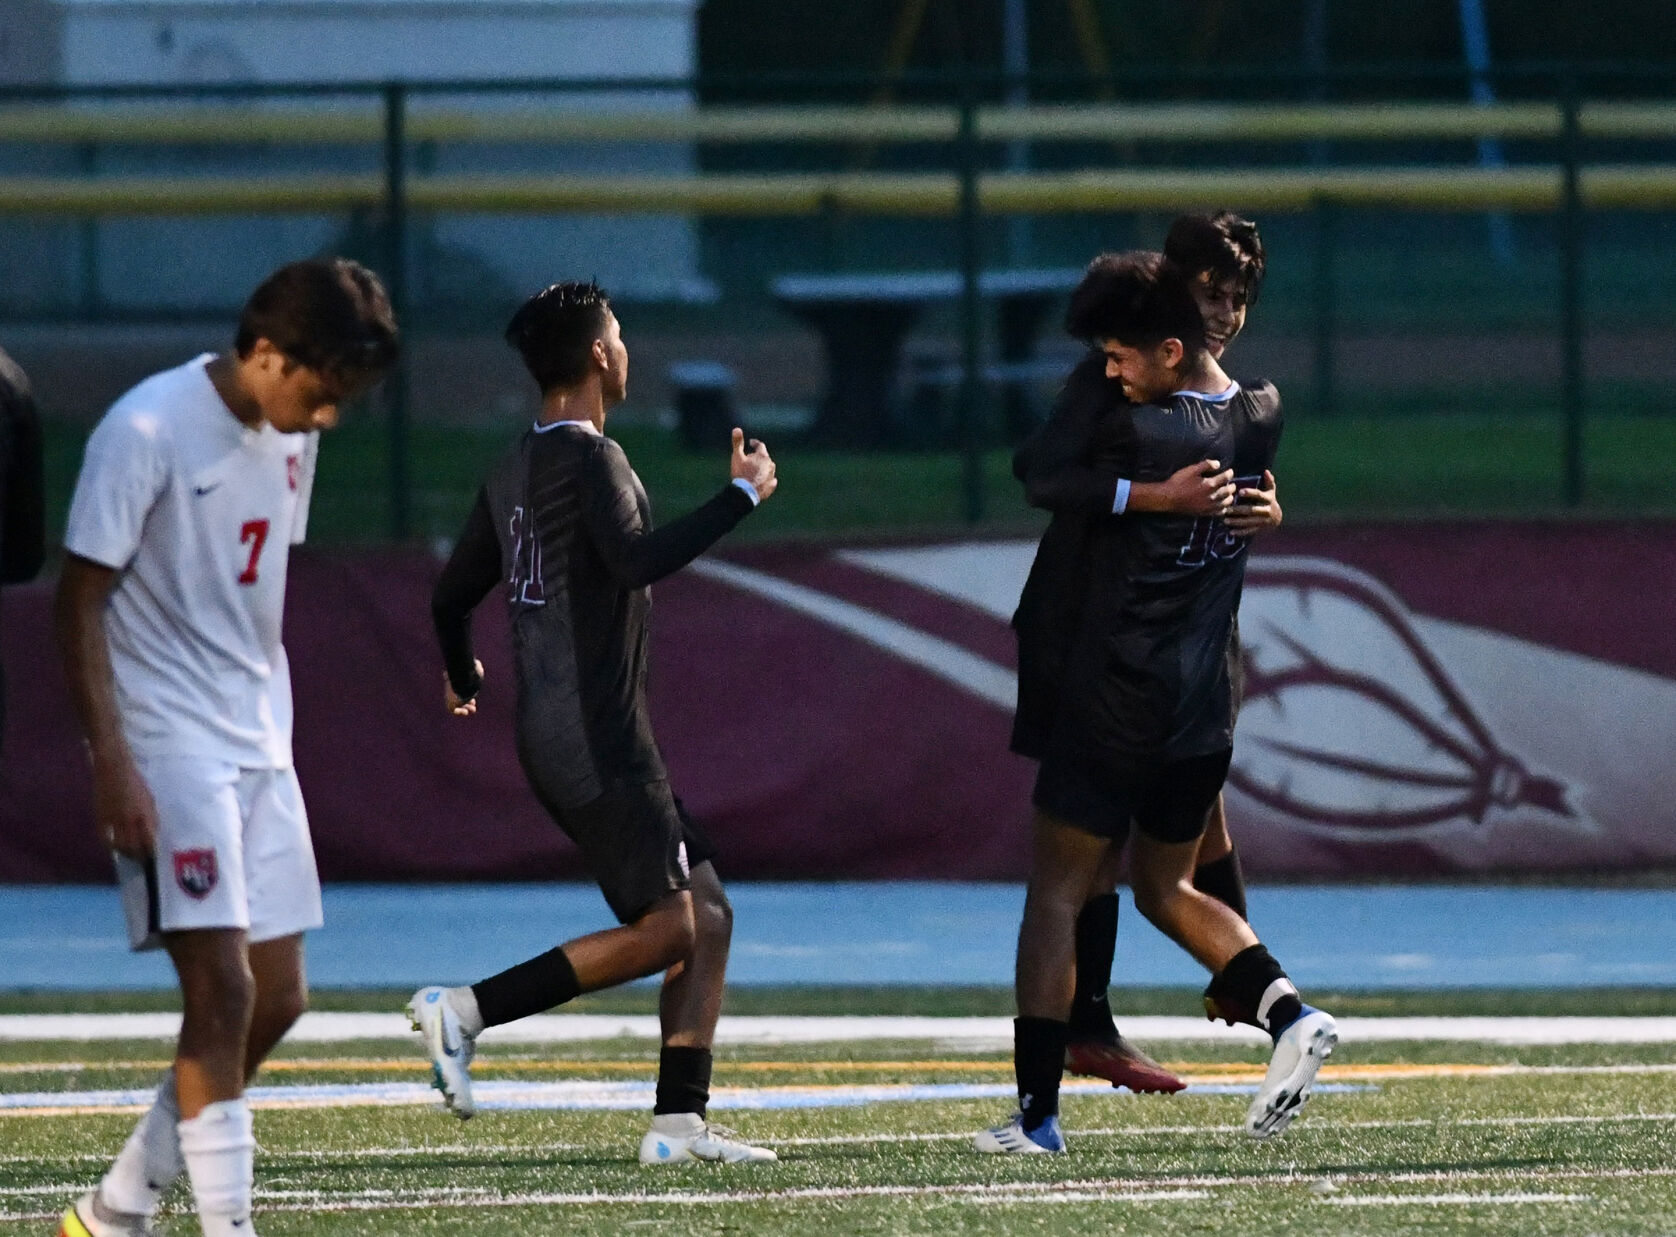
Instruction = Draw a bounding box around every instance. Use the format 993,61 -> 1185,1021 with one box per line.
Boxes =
194,483 -> 221,496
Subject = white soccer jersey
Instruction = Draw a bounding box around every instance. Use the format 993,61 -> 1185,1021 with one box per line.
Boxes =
64,355 -> 317,769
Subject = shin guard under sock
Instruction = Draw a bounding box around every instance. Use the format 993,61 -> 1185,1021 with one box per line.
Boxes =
1068,893 -> 1120,1042
178,1099 -> 256,1237
101,1067 -> 184,1216
653,1046 -> 714,1117
471,946 -> 581,1028
1204,944 -> 1303,1037
1014,1017 -> 1069,1132
1192,849 -> 1248,922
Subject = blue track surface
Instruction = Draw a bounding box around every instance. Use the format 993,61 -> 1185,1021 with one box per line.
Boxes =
2,883 -> 1672,990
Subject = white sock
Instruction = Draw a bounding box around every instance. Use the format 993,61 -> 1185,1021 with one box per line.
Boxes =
445,986 -> 485,1038
100,1068 -> 184,1216
178,1099 -> 257,1236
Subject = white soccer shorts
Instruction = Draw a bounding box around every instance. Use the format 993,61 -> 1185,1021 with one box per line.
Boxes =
115,756 -> 324,951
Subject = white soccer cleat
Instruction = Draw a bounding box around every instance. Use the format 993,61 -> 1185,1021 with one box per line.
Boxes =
407,986 -> 477,1120
639,1113 -> 778,1165
57,1189 -> 156,1237
1246,1006 -> 1338,1139
973,1112 -> 1065,1154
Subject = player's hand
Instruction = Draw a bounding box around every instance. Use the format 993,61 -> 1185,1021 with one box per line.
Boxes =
91,752 -> 158,860
1225,470 -> 1282,537
1159,459 -> 1234,517
730,428 -> 777,502
445,660 -> 484,717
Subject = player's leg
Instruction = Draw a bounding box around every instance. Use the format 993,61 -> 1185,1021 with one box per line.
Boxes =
1192,794 -> 1247,920
410,888 -> 695,1117
1065,847 -> 1185,1094
164,928 -> 261,1237
66,759 -> 261,1237
977,799 -> 1111,1155
410,780 -> 698,1120
244,934 -> 308,1078
1126,752 -> 1336,1139
640,853 -> 775,1165
240,765 -> 322,1080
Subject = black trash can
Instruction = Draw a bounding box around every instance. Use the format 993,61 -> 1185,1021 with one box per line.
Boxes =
669,360 -> 737,452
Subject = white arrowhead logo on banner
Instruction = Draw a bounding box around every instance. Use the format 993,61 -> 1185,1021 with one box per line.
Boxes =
1233,558 -> 1580,838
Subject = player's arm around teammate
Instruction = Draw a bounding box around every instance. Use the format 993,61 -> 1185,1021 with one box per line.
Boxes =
54,259 -> 397,1237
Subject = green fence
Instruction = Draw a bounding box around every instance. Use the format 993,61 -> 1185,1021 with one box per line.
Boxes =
3,65 -> 1675,540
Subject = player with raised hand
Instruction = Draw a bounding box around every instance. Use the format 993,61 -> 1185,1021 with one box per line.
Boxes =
1011,212 -> 1279,1095
411,280 -> 779,1166
979,253 -> 1333,1155
55,259 -> 398,1236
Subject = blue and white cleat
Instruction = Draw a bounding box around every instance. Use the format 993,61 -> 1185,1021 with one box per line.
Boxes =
638,1113 -> 778,1164
407,986 -> 477,1120
974,1112 -> 1065,1154
1246,1006 -> 1338,1139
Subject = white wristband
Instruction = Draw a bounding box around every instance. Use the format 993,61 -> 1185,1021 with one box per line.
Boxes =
1112,478 -> 1132,515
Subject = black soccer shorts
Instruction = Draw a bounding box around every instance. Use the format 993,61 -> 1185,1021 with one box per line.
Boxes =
545,779 -> 718,925
1032,748 -> 1233,845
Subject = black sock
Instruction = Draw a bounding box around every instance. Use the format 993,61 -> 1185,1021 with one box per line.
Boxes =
1203,944 -> 1303,1038
1193,849 -> 1248,921
1068,893 -> 1120,1042
1014,1016 -> 1068,1131
470,946 -> 581,1029
653,1046 -> 713,1117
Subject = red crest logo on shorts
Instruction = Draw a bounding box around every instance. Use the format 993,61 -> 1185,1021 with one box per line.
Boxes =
174,849 -> 218,899
286,454 -> 301,492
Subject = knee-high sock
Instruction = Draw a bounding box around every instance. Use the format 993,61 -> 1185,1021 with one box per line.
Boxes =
100,1067 -> 184,1216
1193,848 -> 1248,921
178,1099 -> 256,1237
1068,893 -> 1120,1041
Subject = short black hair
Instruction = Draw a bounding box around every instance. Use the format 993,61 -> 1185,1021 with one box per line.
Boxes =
1164,211 -> 1266,307
1064,250 -> 1206,356
505,281 -> 613,393
235,258 -> 399,379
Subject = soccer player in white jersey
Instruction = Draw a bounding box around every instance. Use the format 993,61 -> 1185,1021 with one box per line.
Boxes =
54,259 -> 398,1237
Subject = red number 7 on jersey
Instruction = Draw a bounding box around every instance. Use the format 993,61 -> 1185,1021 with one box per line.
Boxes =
238,518 -> 270,585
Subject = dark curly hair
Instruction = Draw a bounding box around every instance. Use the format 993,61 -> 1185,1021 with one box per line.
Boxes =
1063,250 -> 1206,356
1164,211 -> 1266,307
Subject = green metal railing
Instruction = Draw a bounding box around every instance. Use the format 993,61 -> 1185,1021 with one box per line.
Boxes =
4,65 -> 1674,529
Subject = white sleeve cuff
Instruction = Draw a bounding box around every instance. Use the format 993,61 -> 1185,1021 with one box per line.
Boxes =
731,477 -> 761,506
1112,477 -> 1132,515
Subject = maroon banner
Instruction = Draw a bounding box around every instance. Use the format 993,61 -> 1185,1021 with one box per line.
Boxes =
3,522 -> 1674,881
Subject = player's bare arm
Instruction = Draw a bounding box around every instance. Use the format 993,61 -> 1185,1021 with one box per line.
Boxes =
1224,469 -> 1282,536
1126,458 -> 1236,517
730,427 -> 777,500
53,553 -> 159,859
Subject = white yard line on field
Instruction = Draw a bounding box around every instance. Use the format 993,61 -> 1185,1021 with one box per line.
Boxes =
1321,1192 -> 1589,1206
8,1012 -> 1676,1044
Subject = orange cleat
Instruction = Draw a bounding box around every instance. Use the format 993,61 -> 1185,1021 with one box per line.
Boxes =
1066,1036 -> 1186,1094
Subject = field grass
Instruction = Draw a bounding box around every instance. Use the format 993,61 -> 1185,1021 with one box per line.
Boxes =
4,990 -> 1676,1235
36,389 -> 1676,551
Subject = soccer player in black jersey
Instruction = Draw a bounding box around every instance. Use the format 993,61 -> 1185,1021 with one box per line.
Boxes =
410,281 -> 779,1165
1013,213 -> 1280,1094
978,253 -> 1335,1155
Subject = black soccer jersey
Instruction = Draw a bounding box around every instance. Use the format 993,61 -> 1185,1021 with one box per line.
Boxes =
431,422 -> 754,808
1054,379 -> 1283,764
